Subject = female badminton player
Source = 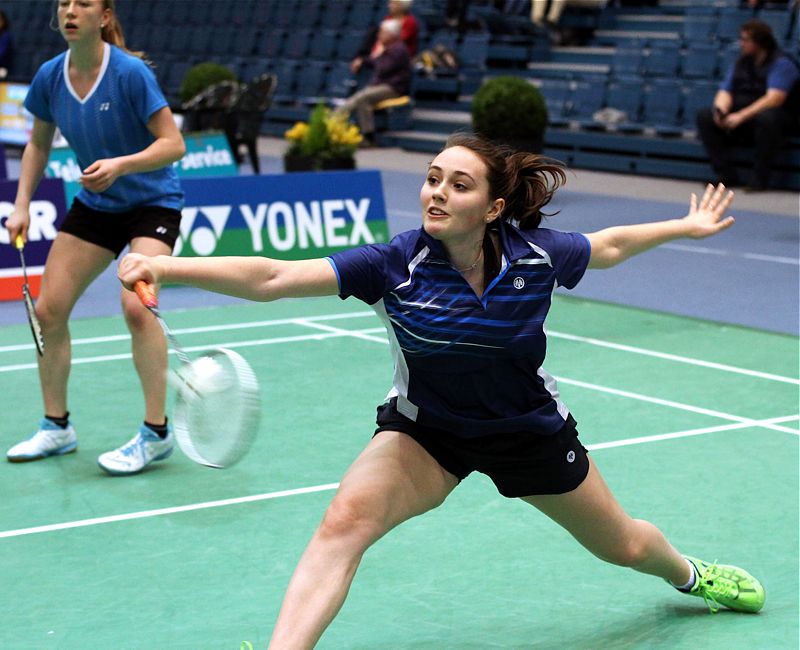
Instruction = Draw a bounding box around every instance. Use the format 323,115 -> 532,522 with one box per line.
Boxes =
4,0 -> 185,475
118,133 -> 765,647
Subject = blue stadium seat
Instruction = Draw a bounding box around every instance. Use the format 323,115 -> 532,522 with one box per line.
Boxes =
295,1 -> 324,29
337,31 -> 367,61
605,77 -> 644,131
284,29 -> 313,60
209,27 -> 237,58
231,27 -> 261,58
458,32 -> 490,70
296,62 -> 329,103
320,3 -> 352,29
309,30 -> 339,62
257,30 -> 287,59
758,9 -> 792,42
231,0 -> 256,27
682,18 -> 717,43
326,62 -> 357,99
717,8 -> 751,42
681,80 -> 718,129
643,79 -> 683,136
568,79 -> 606,127
681,43 -> 719,79
643,43 -> 680,78
188,27 -> 212,56
539,80 -> 571,127
612,45 -> 643,78
273,61 -> 300,104
252,2 -> 275,28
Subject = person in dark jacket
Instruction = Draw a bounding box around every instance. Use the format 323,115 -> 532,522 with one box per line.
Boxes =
335,18 -> 411,146
696,19 -> 800,191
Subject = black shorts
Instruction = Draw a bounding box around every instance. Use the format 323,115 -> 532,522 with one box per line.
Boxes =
375,397 -> 590,498
60,198 -> 182,257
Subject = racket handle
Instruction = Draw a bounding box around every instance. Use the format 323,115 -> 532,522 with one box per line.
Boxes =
14,234 -> 24,250
134,280 -> 158,309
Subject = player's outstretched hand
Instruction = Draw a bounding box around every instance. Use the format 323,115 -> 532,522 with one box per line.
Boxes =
118,252 -> 164,291
683,183 -> 735,239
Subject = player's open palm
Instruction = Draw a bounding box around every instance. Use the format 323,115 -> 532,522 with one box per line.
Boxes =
683,183 -> 735,239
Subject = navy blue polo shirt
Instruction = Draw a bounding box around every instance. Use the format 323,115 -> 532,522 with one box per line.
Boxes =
327,220 -> 591,438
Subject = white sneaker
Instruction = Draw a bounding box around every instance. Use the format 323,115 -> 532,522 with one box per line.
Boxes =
7,419 -> 78,462
97,424 -> 174,476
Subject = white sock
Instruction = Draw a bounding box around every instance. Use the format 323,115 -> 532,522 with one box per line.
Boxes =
671,559 -> 697,591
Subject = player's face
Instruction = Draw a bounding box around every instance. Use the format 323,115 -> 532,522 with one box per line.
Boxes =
58,0 -> 110,42
420,146 -> 503,245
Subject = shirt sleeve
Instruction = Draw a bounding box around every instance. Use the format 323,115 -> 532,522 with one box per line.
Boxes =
767,56 -> 800,93
24,64 -> 53,123
535,229 -> 591,290
125,58 -> 169,123
327,243 -> 393,305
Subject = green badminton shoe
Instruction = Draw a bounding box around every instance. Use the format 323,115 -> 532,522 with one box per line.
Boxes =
681,555 -> 765,613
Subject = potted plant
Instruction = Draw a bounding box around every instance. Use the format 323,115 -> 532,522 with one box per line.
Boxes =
471,76 -> 548,153
283,104 -> 362,172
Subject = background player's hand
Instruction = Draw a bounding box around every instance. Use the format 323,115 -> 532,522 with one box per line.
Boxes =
3,207 -> 30,244
683,183 -> 735,239
118,252 -> 164,290
79,158 -> 124,193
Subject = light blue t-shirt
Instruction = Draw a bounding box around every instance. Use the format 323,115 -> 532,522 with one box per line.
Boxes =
25,43 -> 183,213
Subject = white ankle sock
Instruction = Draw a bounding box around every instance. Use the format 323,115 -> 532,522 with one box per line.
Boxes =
671,559 -> 697,591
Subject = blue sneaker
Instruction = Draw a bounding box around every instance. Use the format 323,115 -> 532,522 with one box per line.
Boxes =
7,419 -> 78,462
97,423 -> 174,476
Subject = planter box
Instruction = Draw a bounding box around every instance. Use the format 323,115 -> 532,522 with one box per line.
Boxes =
283,154 -> 357,172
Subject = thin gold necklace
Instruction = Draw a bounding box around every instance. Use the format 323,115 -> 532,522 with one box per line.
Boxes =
455,249 -> 483,273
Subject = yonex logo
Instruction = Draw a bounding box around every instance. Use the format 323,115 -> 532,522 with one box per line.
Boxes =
513,277 -> 525,290
566,450 -> 576,463
99,102 -> 110,111
155,226 -> 167,235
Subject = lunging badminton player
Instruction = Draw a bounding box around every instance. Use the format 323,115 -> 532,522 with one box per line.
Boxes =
119,133 -> 765,647
3,0 -> 185,475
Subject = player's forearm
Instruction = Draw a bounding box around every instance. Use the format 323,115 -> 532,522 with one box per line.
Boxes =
14,142 -> 50,208
587,219 -> 690,269
155,255 -> 281,301
735,92 -> 785,122
116,136 -> 186,175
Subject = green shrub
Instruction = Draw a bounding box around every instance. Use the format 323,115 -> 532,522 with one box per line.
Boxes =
180,62 -> 237,104
471,76 -> 548,143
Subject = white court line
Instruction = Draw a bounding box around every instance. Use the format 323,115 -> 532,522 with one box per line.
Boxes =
661,243 -> 799,266
1,309 -> 796,386
1,414 -> 796,541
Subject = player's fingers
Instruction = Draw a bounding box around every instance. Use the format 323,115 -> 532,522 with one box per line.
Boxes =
689,192 -> 697,213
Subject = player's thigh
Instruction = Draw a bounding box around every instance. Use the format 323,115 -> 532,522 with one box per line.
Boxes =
38,232 -> 115,320
333,430 -> 459,534
520,457 -> 636,557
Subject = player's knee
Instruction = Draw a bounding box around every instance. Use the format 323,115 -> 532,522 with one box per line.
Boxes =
34,298 -> 68,332
318,494 -> 384,548
122,297 -> 151,332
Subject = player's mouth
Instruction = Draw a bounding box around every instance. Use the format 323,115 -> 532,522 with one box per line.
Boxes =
64,22 -> 78,32
427,207 -> 449,217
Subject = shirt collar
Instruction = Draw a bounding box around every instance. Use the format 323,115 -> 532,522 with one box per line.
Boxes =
417,219 -> 538,264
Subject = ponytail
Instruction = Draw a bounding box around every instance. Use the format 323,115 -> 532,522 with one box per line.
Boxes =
500,152 -> 566,229
101,0 -> 145,59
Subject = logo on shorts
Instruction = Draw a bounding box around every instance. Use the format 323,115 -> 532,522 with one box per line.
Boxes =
513,277 -> 525,290
155,226 -> 167,235
566,450 -> 576,463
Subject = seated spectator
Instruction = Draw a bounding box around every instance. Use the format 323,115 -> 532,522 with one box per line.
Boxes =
695,19 -> 800,191
530,0 -> 608,45
0,11 -> 13,77
336,19 -> 411,146
351,0 -> 418,74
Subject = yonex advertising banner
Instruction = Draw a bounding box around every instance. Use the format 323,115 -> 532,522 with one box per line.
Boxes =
0,178 -> 67,301
177,170 -> 389,259
45,131 -> 237,205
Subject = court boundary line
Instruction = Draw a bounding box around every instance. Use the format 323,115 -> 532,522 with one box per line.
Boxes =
1,309 -> 797,385
1,414 -> 795,541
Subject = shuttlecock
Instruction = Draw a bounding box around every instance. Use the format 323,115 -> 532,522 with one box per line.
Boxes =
185,356 -> 228,394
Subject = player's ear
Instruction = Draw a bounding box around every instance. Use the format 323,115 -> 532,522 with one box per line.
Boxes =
486,198 -> 504,223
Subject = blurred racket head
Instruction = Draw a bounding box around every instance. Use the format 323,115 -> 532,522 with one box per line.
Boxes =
171,348 -> 261,468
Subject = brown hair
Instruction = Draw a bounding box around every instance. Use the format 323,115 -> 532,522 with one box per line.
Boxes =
740,19 -> 778,56
441,133 -> 567,278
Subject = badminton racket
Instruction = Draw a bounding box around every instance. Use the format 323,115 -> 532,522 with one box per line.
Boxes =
134,280 -> 261,468
15,235 -> 45,356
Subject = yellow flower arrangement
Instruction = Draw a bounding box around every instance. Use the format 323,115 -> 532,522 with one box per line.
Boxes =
284,104 -> 362,170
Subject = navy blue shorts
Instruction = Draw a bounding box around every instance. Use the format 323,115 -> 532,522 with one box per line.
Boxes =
374,397 -> 590,498
60,198 -> 182,258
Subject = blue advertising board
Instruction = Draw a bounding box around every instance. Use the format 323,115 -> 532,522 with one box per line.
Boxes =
0,178 -> 68,300
177,170 -> 389,259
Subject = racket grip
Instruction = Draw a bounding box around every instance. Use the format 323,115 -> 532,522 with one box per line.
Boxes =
14,234 -> 24,250
134,280 -> 158,309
